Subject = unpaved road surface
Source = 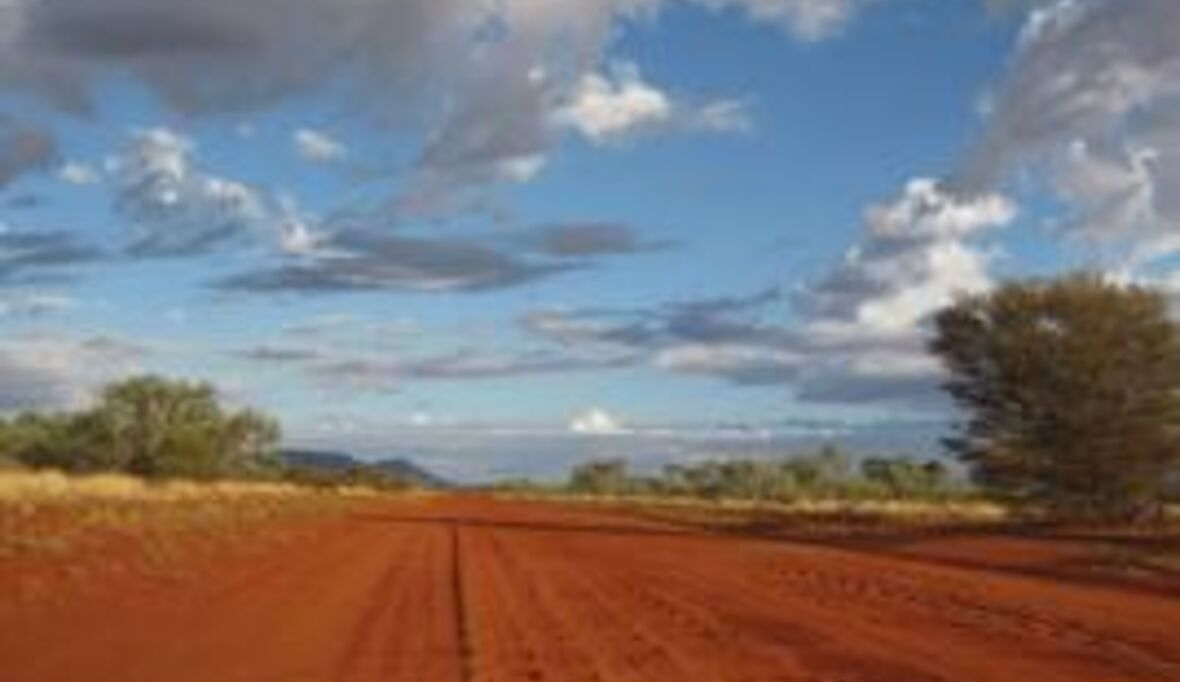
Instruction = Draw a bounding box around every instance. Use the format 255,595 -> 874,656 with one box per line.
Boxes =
3,498 -> 1179,682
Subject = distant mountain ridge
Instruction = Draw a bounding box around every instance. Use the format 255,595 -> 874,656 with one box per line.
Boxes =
278,449 -> 450,488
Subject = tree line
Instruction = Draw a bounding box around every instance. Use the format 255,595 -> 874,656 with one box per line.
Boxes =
562,446 -> 958,503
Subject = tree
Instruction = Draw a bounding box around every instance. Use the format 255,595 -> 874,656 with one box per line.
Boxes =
930,275 -> 1180,520
1,376 -> 281,480
568,459 -> 632,496
861,457 -> 949,498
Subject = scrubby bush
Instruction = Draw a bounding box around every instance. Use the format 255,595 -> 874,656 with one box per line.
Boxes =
561,445 -> 960,504
0,376 -> 281,481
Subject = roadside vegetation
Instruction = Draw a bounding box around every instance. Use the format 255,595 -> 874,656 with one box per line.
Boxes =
0,375 -> 417,492
499,276 -> 1180,526
0,376 -> 414,581
493,446 -> 1004,525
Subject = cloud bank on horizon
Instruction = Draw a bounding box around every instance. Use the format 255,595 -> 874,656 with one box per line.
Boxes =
1,0 -> 1178,477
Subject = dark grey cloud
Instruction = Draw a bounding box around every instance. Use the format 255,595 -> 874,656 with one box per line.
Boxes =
316,347 -> 632,388
517,222 -> 674,258
0,229 -> 101,284
231,345 -> 324,364
217,228 -> 582,294
522,288 -> 785,349
0,117 -> 57,188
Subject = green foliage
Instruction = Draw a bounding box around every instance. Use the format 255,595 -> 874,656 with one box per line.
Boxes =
562,445 -> 959,504
860,458 -> 948,499
0,376 -> 281,481
281,465 -> 413,492
931,275 -> 1180,520
568,459 -> 633,496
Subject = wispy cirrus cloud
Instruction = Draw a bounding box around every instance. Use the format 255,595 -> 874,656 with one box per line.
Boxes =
0,227 -> 101,285
293,128 -> 347,164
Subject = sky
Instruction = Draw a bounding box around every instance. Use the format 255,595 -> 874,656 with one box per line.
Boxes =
1,0 -> 1178,481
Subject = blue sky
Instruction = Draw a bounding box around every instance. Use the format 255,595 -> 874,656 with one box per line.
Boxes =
1,0 -> 1177,480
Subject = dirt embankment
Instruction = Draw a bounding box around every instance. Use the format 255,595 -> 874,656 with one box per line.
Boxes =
2,498 -> 1178,682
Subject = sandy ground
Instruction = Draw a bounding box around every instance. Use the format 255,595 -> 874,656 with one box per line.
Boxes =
2,497 -> 1178,682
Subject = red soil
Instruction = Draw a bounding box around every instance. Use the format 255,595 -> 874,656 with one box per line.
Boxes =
2,497 -> 1178,682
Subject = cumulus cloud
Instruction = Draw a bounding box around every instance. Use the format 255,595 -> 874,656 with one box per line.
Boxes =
569,407 -> 629,436
556,64 -> 753,144
786,178 -> 1013,403
800,178 -> 1015,336
962,0 -> 1180,266
293,128 -> 347,164
0,116 -> 56,188
556,65 -> 674,143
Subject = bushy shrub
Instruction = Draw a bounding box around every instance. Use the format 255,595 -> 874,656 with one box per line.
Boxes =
562,445 -> 960,504
0,376 -> 281,481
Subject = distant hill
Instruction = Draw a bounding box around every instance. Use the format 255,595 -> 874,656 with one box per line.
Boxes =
278,449 -> 450,488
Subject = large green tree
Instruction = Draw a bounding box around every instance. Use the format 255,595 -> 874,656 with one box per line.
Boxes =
930,275 -> 1180,519
0,376 -> 280,480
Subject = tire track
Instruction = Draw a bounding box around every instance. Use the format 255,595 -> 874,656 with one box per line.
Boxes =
452,524 -> 476,682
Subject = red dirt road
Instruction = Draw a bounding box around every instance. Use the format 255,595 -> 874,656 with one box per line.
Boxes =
3,498 -> 1179,682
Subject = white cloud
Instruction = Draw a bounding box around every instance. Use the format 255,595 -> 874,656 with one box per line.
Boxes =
964,0 -> 1180,269
0,291 -> 75,318
692,0 -> 874,41
685,98 -> 754,134
556,64 -> 753,144
557,65 -> 674,143
108,127 -> 328,257
293,128 -> 347,164
59,161 -> 99,185
570,407 -> 629,436
109,128 -> 268,255
802,178 -> 1015,336
0,335 -> 147,413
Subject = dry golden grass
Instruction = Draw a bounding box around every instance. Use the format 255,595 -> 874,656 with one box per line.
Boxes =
0,470 -> 383,579
495,490 -> 1010,523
